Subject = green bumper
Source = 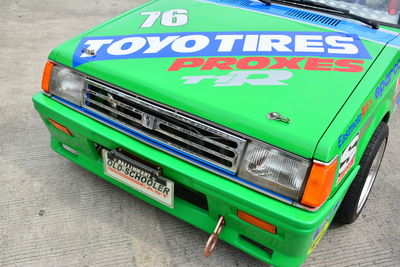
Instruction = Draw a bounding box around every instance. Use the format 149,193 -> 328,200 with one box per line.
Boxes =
33,92 -> 355,267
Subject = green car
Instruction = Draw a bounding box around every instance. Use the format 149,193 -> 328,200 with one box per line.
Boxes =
33,0 -> 400,266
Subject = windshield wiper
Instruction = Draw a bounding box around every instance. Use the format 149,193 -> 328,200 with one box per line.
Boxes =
258,0 -> 379,29
258,0 -> 271,5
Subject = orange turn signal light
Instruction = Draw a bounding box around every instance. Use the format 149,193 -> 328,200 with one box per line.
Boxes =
48,118 -> 72,136
238,210 -> 276,234
42,61 -> 54,93
301,158 -> 338,208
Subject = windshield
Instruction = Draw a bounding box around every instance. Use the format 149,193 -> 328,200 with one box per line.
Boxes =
310,0 -> 399,25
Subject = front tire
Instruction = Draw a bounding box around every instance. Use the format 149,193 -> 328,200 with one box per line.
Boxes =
335,122 -> 388,224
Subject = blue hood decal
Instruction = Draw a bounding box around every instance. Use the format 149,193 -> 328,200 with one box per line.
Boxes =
73,31 -> 370,67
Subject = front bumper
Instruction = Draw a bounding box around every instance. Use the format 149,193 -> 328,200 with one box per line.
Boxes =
33,92 -> 353,267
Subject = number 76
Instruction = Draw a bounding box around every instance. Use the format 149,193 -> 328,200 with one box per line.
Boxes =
140,9 -> 188,28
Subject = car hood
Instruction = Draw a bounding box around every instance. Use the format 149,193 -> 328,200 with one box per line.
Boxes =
51,0 -> 398,158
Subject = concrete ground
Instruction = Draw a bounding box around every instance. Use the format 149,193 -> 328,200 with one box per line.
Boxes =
1,0 -> 399,266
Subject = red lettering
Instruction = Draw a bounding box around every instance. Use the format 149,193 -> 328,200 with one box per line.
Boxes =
168,57 -> 364,73
168,58 -> 204,71
362,99 -> 373,117
334,59 -> 364,72
201,57 -> 237,70
268,57 -> 305,69
304,58 -> 334,71
237,57 -> 270,69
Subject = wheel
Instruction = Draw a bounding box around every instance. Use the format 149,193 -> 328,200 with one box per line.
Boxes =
334,122 -> 388,224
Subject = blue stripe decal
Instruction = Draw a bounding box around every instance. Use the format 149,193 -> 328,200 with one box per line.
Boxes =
389,36 -> 400,48
52,96 -> 293,202
201,0 -> 398,46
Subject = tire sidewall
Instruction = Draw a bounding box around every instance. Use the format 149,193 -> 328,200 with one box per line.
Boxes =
335,122 -> 388,224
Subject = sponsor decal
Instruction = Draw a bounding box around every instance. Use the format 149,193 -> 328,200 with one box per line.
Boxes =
171,56 -> 364,86
339,59 -> 400,149
393,78 -> 400,106
375,58 -> 400,99
338,133 -> 359,184
338,100 -> 372,148
182,70 -> 293,86
308,202 -> 340,254
73,31 -> 370,67
168,57 -> 365,72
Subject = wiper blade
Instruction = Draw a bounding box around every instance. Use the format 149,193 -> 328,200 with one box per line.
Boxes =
343,12 -> 380,29
285,0 -> 350,14
264,0 -> 379,29
258,0 -> 271,6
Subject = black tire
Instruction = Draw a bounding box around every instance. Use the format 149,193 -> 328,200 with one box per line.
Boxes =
334,122 -> 388,224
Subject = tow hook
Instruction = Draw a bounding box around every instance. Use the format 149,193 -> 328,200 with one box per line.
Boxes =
203,216 -> 225,258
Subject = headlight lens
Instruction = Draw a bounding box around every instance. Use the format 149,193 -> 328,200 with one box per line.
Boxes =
49,65 -> 84,105
238,140 -> 311,200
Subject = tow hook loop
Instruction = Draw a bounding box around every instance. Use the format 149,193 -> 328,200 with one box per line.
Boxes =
203,216 -> 225,258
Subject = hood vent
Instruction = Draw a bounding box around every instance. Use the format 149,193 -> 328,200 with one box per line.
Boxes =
285,9 -> 341,26
218,0 -> 253,6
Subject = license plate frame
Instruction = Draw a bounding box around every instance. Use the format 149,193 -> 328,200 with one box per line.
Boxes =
102,149 -> 174,208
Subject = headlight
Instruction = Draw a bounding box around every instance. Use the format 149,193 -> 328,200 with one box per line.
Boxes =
238,140 -> 311,200
49,65 -> 84,105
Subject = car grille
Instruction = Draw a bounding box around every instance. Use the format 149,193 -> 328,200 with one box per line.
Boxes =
82,79 -> 246,172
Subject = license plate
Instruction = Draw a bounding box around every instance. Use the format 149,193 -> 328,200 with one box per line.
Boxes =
102,149 -> 174,208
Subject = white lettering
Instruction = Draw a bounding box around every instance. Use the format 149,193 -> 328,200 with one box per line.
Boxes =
81,39 -> 113,57
107,37 -> 146,55
217,71 -> 293,86
144,36 -> 180,53
182,71 -> 293,86
182,75 -> 216,84
295,35 -> 324,52
171,35 -> 210,53
326,36 -> 358,54
161,9 -> 188,26
216,35 -> 243,52
258,35 -> 292,52
140,11 -> 161,28
243,35 -> 259,52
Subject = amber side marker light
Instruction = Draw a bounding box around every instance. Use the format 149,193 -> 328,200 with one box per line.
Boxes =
301,158 -> 338,208
48,118 -> 72,136
238,210 -> 276,234
42,61 -> 54,93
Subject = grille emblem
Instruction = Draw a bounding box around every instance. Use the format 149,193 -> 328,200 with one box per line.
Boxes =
142,114 -> 156,130
107,93 -> 118,109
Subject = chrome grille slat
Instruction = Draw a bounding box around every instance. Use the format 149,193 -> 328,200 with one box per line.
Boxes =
85,98 -> 142,125
156,119 -> 237,153
155,122 -> 235,162
85,88 -> 146,118
82,79 -> 246,172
